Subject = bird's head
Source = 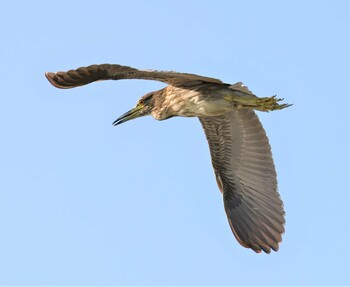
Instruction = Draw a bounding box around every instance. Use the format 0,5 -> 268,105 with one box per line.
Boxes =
112,91 -> 156,126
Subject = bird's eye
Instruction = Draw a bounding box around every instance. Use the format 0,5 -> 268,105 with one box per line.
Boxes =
139,99 -> 145,105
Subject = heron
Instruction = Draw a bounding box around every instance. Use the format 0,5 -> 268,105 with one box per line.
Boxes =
45,64 -> 290,253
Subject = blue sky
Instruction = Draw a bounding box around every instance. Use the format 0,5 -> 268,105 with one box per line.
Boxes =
0,0 -> 349,285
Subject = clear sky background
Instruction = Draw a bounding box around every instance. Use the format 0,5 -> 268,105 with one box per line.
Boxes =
0,0 -> 349,285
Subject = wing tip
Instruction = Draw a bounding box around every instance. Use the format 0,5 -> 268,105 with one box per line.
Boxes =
247,240 -> 280,254
45,71 -> 70,89
227,213 -> 282,254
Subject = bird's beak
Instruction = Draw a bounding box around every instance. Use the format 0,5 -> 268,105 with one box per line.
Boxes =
112,106 -> 143,126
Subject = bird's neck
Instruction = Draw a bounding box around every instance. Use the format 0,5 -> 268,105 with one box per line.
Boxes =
150,86 -> 198,120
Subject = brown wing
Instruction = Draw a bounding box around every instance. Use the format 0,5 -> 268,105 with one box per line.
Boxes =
199,109 -> 285,253
45,64 -> 223,89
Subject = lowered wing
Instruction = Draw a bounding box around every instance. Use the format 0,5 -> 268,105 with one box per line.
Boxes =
199,109 -> 285,253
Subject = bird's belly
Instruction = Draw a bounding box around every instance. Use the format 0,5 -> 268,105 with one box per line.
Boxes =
175,97 -> 233,117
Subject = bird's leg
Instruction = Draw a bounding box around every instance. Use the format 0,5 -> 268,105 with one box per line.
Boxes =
224,94 -> 292,112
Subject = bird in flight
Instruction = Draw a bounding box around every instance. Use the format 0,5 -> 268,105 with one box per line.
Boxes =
45,64 -> 290,253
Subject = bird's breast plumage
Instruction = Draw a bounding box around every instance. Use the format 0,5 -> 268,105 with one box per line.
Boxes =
151,85 -> 234,120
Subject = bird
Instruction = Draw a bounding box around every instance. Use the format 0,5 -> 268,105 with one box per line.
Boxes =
45,64 -> 291,253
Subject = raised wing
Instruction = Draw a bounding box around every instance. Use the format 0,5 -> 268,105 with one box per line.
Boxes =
199,109 -> 285,253
45,64 -> 223,89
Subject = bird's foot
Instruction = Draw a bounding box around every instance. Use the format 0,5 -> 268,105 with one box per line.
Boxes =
227,94 -> 292,112
252,96 -> 292,112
